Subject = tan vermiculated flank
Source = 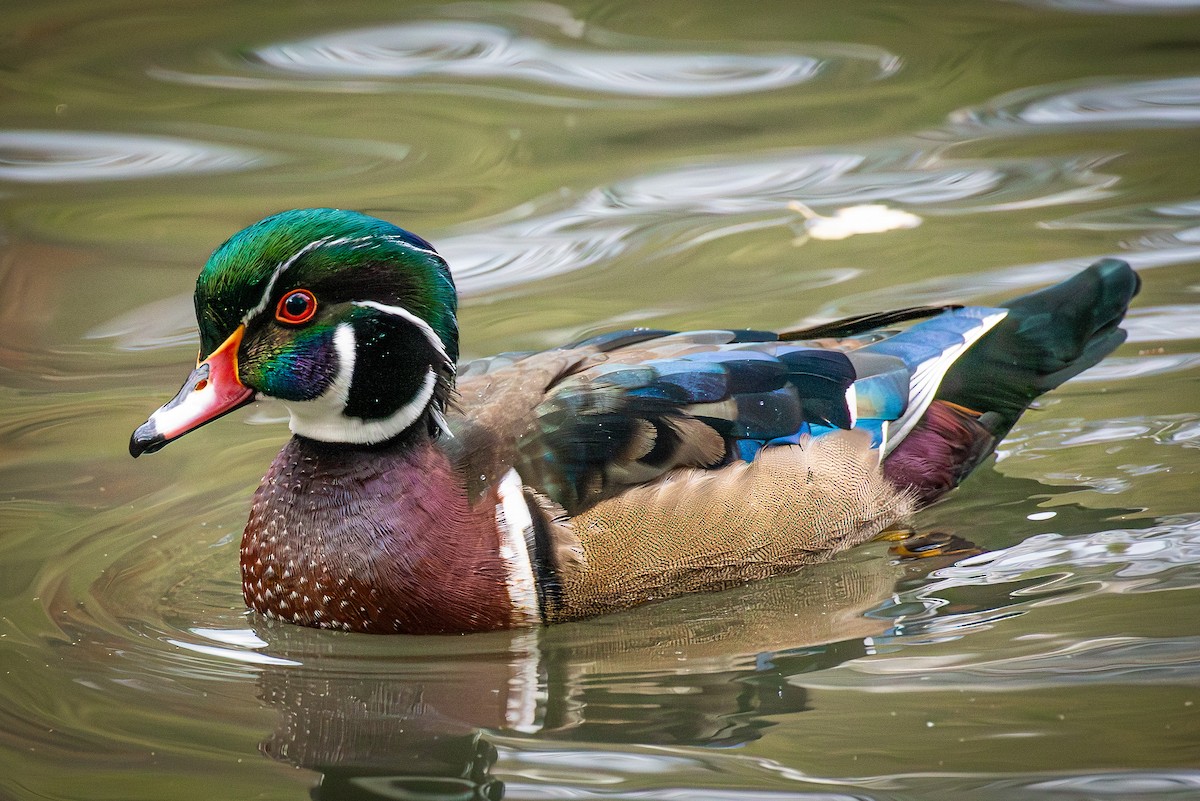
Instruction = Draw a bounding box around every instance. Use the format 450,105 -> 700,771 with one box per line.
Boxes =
553,429 -> 914,621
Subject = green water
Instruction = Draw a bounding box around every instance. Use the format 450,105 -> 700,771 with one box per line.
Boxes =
3,1 -> 1200,798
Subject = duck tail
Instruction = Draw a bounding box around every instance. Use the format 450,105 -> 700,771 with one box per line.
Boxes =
938,258 -> 1140,438
884,259 -> 1140,504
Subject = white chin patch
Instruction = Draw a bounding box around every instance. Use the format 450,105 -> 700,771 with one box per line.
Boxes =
282,323 -> 437,444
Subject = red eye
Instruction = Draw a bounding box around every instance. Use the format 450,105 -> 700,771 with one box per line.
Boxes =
276,289 -> 317,325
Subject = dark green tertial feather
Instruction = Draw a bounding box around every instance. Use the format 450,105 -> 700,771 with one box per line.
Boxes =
935,259 -> 1140,438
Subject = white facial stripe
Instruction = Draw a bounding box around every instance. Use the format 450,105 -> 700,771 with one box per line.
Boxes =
381,234 -> 440,259
281,323 -> 438,444
495,469 -> 541,627
242,233 -> 404,326
241,236 -> 333,325
241,232 -> 443,327
352,300 -> 451,368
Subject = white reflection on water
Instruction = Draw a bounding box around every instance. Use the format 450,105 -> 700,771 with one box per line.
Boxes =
949,76 -> 1200,130
84,293 -> 199,351
83,145 -> 1132,349
792,517 -> 1200,691
152,6 -> 901,101
815,245 -> 1200,318
817,633 -> 1200,690
441,149 -> 1114,294
1000,414 -> 1200,458
1043,198 -> 1200,233
1010,0 -> 1200,12
934,517 -> 1200,585
0,131 -> 266,183
1122,305 -> 1200,342
501,782 -> 866,801
165,637 -> 302,666
252,22 -> 831,97
1044,198 -> 1200,255
788,201 -> 922,241
1027,772 -> 1200,795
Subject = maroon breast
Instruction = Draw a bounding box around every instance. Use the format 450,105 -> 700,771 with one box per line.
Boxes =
239,436 -> 517,634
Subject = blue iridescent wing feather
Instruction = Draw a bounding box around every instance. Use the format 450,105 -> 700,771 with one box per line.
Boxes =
529,309 -> 1007,511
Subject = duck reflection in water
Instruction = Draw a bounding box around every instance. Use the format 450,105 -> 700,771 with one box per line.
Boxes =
250,547 -> 962,801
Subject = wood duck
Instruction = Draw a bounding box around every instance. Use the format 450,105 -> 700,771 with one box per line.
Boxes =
130,208 -> 1140,634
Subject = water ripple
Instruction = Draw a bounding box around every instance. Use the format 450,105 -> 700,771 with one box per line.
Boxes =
1122,305 -> 1200,343
1080,354 -> 1200,381
1009,0 -> 1200,12
1026,772 -> 1200,795
440,149 -> 1115,295
84,293 -> 197,352
792,517 -> 1200,691
930,516 -> 1200,587
81,142 -> 1116,340
1043,198 -> 1200,252
253,22 -> 828,97
0,131 -> 267,183
949,76 -> 1200,132
153,15 -> 899,101
817,633 -> 1200,691
1000,414 -> 1200,455
814,246 -> 1200,318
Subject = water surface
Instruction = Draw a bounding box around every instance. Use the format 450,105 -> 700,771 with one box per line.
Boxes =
2,1 -> 1199,798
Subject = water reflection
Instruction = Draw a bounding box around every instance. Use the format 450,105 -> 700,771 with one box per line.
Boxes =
247,553 -> 914,799
252,22 -> 826,98
1044,198 -> 1200,255
821,517 -> 1200,690
6,0 -> 1200,797
81,141 -> 1120,349
0,131 -> 266,183
389,147 -> 1119,294
144,502 -> 1196,799
948,76 -> 1200,131
1009,0 -> 1200,13
85,293 -> 201,352
812,246 -> 1200,318
152,8 -> 899,101
103,152 -> 1116,337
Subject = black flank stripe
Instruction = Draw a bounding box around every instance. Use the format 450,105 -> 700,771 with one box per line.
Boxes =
523,489 -> 563,624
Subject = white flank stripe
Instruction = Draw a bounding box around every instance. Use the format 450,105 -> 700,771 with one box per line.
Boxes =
845,383 -> 858,428
495,468 -> 541,627
884,310 -> 1008,455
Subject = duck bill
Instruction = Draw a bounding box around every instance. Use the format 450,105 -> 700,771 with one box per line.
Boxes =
129,325 -> 254,457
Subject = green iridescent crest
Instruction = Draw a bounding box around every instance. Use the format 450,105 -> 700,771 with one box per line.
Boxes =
194,208 -> 458,364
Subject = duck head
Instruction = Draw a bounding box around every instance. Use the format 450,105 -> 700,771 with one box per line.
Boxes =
130,208 -> 458,456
